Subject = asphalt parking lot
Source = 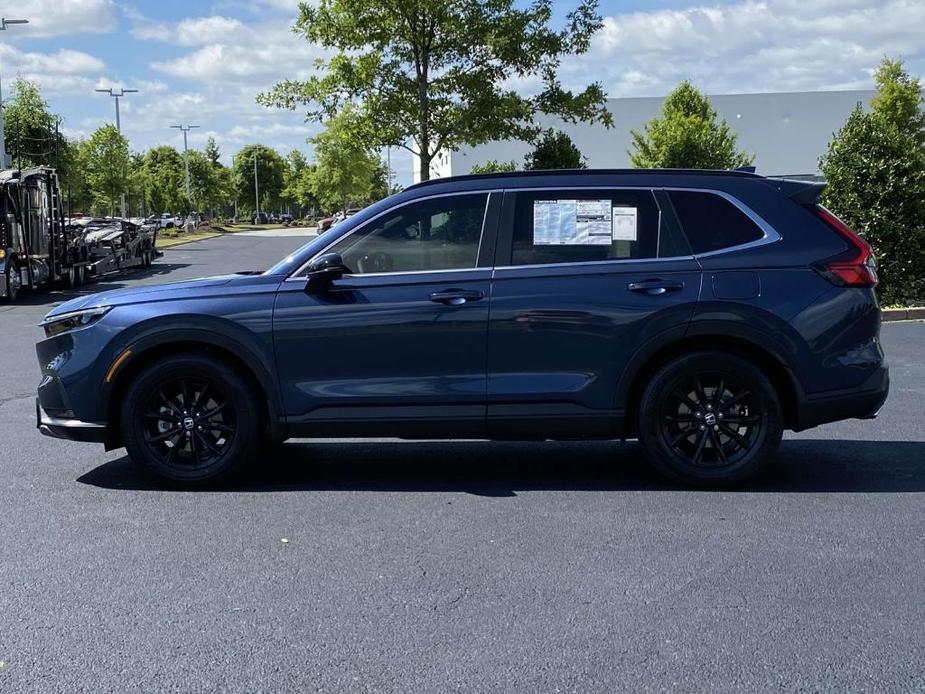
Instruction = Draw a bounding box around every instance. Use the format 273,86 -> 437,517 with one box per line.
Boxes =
1,230 -> 924,692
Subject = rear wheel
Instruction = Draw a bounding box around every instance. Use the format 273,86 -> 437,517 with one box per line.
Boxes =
3,264 -> 20,303
637,351 -> 783,486
121,354 -> 261,486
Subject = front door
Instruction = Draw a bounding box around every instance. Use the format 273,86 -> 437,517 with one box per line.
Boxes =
274,191 -> 499,438
487,187 -> 701,437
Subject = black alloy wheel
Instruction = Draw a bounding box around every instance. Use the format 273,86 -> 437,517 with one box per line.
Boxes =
122,354 -> 261,485
637,351 -> 783,486
141,376 -> 237,471
659,373 -> 762,468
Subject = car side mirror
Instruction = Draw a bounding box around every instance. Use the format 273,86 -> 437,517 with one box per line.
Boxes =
304,252 -> 347,294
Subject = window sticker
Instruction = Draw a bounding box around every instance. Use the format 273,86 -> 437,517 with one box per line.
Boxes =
533,199 -> 613,245
612,206 -> 638,241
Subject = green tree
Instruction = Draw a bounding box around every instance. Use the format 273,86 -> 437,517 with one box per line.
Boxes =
308,108 -> 383,213
138,145 -> 186,215
188,150 -> 233,216
233,144 -> 286,214
258,0 -> 612,181
282,149 -> 319,213
204,136 -> 222,167
820,59 -> 925,305
470,159 -> 519,174
79,124 -> 130,216
629,81 -> 753,169
3,79 -> 84,200
524,129 -> 586,169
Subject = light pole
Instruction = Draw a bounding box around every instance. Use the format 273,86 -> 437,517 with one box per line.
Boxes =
0,18 -> 29,169
170,124 -> 199,202
253,151 -> 260,217
95,86 -> 138,218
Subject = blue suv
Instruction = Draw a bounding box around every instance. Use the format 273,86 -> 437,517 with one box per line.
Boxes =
35,170 -> 888,487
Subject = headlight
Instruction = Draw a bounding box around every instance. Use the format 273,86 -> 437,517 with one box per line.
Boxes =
41,306 -> 111,338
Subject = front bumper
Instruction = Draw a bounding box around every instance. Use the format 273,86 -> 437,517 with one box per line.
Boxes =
36,399 -> 108,443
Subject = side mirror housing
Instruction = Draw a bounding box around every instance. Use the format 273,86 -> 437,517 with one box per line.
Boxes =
304,252 -> 347,294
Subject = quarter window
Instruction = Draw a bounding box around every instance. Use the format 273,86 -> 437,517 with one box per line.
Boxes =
668,191 -> 764,254
324,193 -> 487,274
510,190 -> 661,266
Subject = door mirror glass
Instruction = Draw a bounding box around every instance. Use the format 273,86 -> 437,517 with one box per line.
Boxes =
304,252 -> 347,294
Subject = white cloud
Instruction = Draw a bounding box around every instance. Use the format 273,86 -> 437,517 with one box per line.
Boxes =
9,0 -> 116,37
132,15 -> 248,47
582,0 -> 925,96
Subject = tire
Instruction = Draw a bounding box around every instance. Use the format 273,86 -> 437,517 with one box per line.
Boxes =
64,265 -> 77,289
121,354 -> 262,486
3,265 -> 19,303
636,350 -> 783,487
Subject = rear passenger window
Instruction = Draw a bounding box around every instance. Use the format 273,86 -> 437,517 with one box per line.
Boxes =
510,189 -> 660,265
669,191 -> 764,254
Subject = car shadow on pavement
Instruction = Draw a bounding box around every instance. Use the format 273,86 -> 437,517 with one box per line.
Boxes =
9,263 -> 192,307
77,438 -> 925,495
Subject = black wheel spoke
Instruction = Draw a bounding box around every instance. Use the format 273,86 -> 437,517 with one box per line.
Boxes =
195,431 -> 223,457
714,377 -> 725,407
193,383 -> 209,410
669,427 -> 695,447
719,390 -> 751,412
692,429 -> 709,464
144,412 -> 177,422
722,414 -> 760,424
145,427 -> 181,444
199,402 -> 227,419
709,428 -> 727,462
694,379 -> 709,407
664,415 -> 697,423
159,391 -> 182,417
719,423 -> 751,451
188,431 -> 201,464
673,389 -> 701,412
165,440 -> 179,466
201,421 -> 234,434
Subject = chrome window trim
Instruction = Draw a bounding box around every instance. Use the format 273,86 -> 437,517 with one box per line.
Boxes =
289,189 -> 499,279
288,184 -> 780,279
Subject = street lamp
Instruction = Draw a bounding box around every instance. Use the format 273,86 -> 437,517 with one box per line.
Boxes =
170,124 -> 200,201
0,18 -> 29,169
95,86 -> 138,218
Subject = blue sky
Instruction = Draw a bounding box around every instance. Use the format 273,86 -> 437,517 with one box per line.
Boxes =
2,0 -> 923,186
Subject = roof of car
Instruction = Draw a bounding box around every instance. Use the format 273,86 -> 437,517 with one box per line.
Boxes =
405,167 -> 763,193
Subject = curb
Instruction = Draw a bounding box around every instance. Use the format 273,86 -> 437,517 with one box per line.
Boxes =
882,307 -> 925,322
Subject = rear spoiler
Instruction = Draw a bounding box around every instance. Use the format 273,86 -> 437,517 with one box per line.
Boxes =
768,177 -> 827,205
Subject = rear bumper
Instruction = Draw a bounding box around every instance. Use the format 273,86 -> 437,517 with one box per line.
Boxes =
794,365 -> 889,431
36,399 -> 108,444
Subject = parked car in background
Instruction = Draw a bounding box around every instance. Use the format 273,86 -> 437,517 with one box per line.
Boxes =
35,169 -> 888,488
158,213 -> 181,229
252,212 -> 270,225
318,215 -> 336,232
280,213 -> 294,224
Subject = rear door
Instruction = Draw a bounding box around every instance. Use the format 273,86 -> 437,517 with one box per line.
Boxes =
486,186 -> 701,437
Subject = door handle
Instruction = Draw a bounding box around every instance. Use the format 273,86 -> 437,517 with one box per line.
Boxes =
429,289 -> 484,306
627,279 -> 685,296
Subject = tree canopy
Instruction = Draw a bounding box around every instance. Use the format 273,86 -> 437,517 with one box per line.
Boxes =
308,108 -> 386,213
524,129 -> 586,170
820,59 -> 925,305
79,124 -> 130,216
629,81 -> 753,170
258,0 -> 612,180
233,144 -> 286,214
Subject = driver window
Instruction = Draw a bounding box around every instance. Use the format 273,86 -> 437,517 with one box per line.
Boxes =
325,193 -> 487,274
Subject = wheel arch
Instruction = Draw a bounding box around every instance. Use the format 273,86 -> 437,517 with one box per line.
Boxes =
103,332 -> 287,449
618,331 -> 803,435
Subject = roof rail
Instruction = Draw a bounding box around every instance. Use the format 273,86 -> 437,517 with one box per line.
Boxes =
406,167 -> 764,190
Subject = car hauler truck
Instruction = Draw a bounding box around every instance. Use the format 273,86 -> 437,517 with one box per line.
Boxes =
0,167 -> 155,303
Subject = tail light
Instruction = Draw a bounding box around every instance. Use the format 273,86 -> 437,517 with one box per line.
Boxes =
813,206 -> 878,287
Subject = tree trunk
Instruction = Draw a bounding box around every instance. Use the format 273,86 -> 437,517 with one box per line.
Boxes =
418,151 -> 431,182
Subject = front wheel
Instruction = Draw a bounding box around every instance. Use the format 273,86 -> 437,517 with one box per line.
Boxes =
637,351 -> 783,486
121,354 -> 262,486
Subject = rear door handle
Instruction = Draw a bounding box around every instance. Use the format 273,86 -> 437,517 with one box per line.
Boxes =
429,288 -> 484,306
627,279 -> 685,296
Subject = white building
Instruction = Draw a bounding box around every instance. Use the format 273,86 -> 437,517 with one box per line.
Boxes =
414,89 -> 874,183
